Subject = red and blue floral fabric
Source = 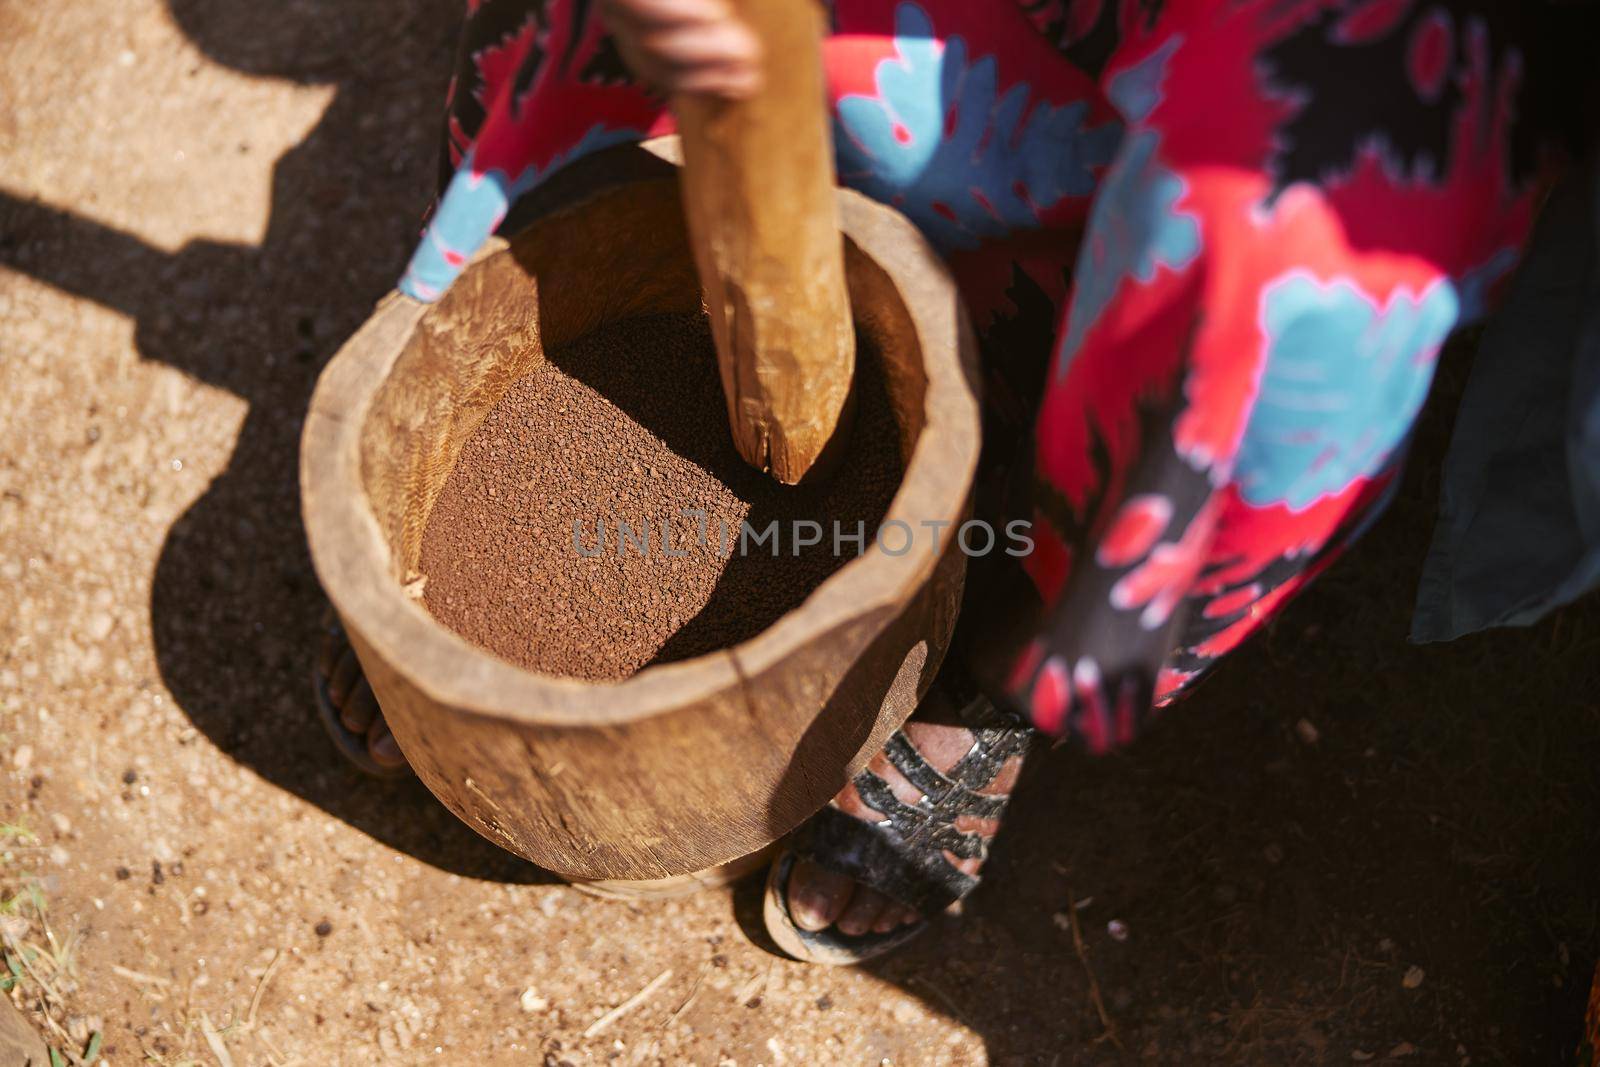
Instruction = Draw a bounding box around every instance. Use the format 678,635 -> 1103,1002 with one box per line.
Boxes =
402,0 -> 1541,749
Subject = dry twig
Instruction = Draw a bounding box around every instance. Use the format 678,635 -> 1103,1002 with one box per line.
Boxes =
1061,878 -> 1124,1052
245,950 -> 284,1031
111,964 -> 172,987
199,1010 -> 236,1067
583,969 -> 674,1039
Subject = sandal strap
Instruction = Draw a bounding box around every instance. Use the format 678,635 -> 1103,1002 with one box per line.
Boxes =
793,690 -> 1035,915
794,806 -> 979,915
854,762 -> 1008,829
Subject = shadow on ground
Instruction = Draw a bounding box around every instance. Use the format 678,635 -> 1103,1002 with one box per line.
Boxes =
1,0 -> 1596,1061
848,342 -> 1600,1062
0,0 -> 543,884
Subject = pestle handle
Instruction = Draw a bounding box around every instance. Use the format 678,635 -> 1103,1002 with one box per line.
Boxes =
672,0 -> 855,486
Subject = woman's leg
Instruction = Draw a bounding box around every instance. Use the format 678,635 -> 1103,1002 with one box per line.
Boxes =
779,0 -> 1545,958
771,0 -> 1123,955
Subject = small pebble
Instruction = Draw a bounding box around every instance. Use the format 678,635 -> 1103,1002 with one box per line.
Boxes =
1107,919 -> 1129,942
314,920 -> 333,937
1402,966 -> 1425,989
518,988 -> 548,1013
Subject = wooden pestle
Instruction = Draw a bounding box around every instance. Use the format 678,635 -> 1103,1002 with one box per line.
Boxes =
672,0 -> 855,486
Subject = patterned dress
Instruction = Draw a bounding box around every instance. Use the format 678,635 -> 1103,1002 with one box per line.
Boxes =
400,0 -> 1542,747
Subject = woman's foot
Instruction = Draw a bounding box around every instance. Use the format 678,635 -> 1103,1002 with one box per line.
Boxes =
313,613 -> 410,775
769,679 -> 1034,963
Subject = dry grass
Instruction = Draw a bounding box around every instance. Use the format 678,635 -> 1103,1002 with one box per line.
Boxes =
2,820 -> 102,1065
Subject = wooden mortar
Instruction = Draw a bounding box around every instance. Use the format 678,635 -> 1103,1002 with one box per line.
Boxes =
300,149 -> 979,881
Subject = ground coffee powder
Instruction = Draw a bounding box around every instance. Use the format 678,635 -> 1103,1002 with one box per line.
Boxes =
417,313 -> 904,681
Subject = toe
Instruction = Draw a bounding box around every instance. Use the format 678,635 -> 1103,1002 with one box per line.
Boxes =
367,718 -> 405,768
340,678 -> 380,735
787,859 -> 855,933
872,903 -> 914,934
835,885 -> 890,938
327,647 -> 361,708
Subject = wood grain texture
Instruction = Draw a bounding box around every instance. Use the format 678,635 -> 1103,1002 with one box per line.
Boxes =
673,0 -> 855,485
300,149 -> 979,880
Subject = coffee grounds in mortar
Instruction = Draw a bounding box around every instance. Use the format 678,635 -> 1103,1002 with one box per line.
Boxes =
417,312 -> 905,681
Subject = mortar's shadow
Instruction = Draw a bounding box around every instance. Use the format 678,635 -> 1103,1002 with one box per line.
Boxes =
0,0 -> 545,885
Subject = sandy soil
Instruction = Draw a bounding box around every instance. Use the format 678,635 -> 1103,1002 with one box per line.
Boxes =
2,1 -> 1597,1064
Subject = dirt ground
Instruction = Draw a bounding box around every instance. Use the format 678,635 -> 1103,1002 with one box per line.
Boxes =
1,1 -> 1597,1064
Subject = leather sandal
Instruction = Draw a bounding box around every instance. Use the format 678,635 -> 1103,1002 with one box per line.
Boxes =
763,674 -> 1034,964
